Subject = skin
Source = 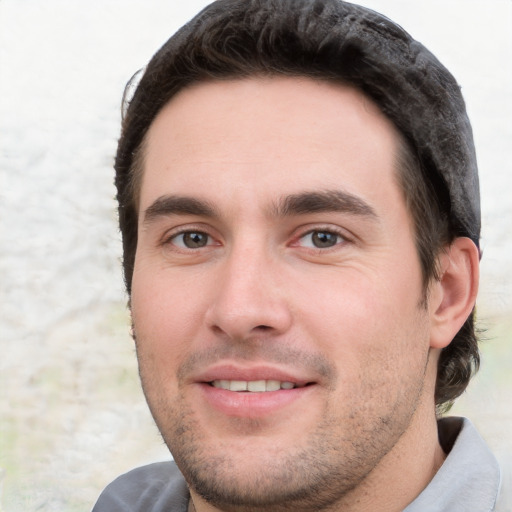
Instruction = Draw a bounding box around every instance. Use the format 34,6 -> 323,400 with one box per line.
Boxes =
131,77 -> 479,512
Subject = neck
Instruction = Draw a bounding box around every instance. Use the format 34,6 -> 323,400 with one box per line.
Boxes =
339,401 -> 445,511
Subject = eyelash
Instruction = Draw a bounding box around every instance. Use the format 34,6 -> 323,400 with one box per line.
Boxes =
161,225 -> 351,253
162,226 -> 218,250
292,227 -> 349,251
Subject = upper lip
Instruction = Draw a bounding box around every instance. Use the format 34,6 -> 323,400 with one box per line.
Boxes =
192,364 -> 315,386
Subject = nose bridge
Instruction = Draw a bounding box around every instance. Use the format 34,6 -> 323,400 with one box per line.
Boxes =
206,238 -> 291,338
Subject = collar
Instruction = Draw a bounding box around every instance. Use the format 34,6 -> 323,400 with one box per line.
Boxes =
404,417 -> 501,511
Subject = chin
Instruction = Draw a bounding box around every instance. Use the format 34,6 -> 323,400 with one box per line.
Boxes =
162,411 -> 381,512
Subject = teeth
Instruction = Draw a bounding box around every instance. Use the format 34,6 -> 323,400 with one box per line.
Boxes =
247,380 -> 266,392
230,380 -> 248,391
211,380 -> 298,392
266,380 -> 281,392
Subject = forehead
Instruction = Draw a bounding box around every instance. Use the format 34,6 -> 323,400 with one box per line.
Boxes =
140,76 -> 403,214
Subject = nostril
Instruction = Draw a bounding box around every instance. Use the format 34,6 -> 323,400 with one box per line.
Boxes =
255,325 -> 272,330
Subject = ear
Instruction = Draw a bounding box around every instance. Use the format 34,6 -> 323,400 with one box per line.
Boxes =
429,237 -> 480,349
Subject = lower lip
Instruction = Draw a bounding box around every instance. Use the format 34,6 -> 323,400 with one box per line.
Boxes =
197,383 -> 314,418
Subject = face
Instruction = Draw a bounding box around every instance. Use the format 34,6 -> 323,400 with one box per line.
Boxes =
131,77 -> 436,511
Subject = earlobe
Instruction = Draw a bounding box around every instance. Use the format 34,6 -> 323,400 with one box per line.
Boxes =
429,237 -> 480,349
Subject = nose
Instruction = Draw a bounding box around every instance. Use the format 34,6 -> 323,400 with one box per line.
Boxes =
204,245 -> 292,341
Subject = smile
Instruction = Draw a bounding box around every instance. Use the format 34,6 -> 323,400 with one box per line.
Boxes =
199,378 -> 316,418
210,379 -> 304,392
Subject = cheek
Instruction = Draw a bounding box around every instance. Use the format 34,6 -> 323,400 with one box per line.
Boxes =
302,278 -> 430,420
133,259 -> 210,322
294,263 -> 427,370
130,266 -> 208,372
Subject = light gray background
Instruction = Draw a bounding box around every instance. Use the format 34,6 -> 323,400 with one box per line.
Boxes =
1,1 -> 511,511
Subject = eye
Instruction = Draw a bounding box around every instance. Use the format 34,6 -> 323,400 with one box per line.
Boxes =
169,231 -> 213,249
298,230 -> 345,249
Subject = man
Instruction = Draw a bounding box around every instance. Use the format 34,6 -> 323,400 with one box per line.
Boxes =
93,0 -> 502,510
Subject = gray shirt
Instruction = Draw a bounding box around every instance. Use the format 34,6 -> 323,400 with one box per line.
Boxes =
404,417 -> 501,511
92,417 -> 502,511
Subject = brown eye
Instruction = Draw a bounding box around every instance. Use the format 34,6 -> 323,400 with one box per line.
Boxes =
172,231 -> 211,249
299,230 -> 344,249
312,231 -> 339,248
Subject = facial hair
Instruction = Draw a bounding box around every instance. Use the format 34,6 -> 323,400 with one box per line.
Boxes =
135,338 -> 429,512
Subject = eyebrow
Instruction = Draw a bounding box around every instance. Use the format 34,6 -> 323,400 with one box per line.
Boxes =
273,190 -> 377,219
143,195 -> 219,225
142,189 -> 377,225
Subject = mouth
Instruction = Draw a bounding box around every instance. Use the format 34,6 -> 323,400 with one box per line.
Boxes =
192,365 -> 318,417
199,378 -> 315,418
209,379 -> 309,392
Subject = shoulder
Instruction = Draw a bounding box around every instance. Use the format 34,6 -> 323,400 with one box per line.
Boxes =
496,451 -> 512,512
91,461 -> 189,512
405,417 -> 501,512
